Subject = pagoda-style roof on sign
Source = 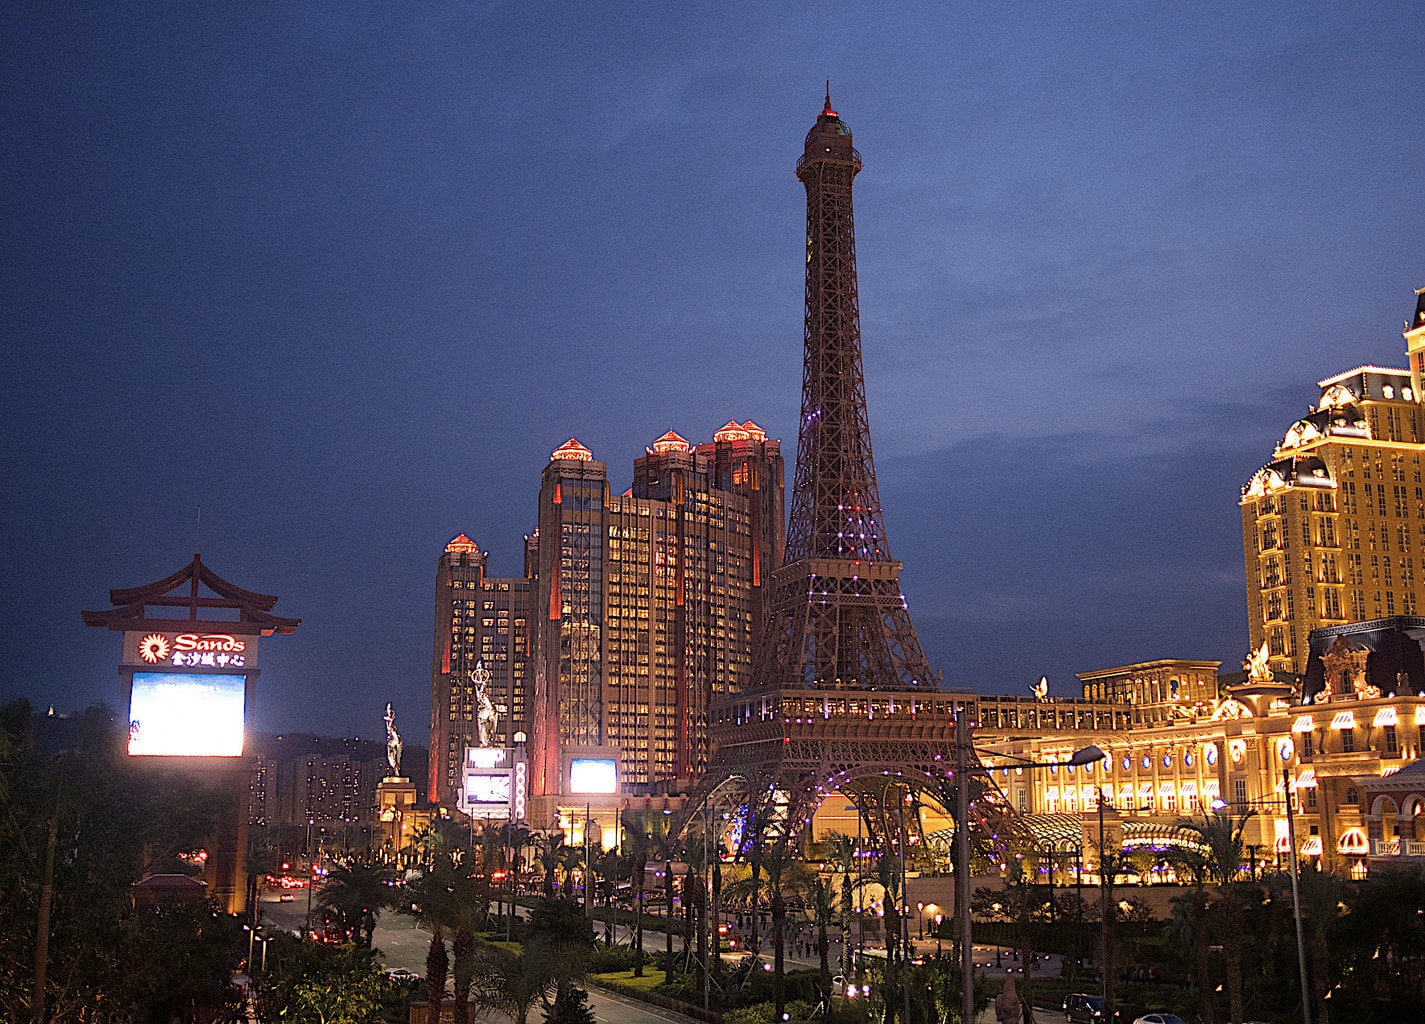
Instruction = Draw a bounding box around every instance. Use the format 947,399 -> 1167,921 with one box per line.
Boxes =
82,554 -> 301,635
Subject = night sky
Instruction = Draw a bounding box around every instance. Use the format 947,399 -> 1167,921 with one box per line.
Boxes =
3,4 -> 1422,742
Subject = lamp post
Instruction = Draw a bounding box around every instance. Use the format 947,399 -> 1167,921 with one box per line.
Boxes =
1281,772 -> 1314,1024
934,912 -> 943,957
1204,784 -> 1311,1024
957,714 -> 1105,1022
954,723 -> 1105,1024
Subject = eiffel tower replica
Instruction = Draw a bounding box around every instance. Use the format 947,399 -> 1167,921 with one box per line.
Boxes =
689,93 -> 1023,860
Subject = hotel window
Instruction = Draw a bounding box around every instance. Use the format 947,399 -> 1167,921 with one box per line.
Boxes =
1385,725 -> 1398,753
1301,732 -> 1313,758
1341,728 -> 1355,753
1233,778 -> 1248,811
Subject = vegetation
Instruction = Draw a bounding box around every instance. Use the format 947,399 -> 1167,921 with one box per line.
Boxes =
0,700 -> 247,1023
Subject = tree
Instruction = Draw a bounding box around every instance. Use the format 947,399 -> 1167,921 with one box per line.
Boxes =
806,873 -> 835,1005
450,869 -> 492,1024
399,860 -> 462,1020
254,933 -> 400,1024
527,896 -> 597,1005
621,810 -> 674,978
544,984 -> 597,1024
0,701 -> 239,1023
823,831 -> 859,982
315,861 -> 395,947
536,833 -> 570,899
1177,808 -> 1254,1023
474,943 -> 552,1024
723,849 -> 816,1023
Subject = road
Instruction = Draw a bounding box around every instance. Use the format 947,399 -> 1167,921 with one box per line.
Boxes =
255,891 -> 1061,1024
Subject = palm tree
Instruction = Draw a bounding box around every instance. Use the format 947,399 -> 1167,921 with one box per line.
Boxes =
823,831 -> 858,981
806,873 -> 835,1004
557,841 -> 585,899
495,822 -> 533,939
723,848 -> 816,1023
473,943 -> 553,1024
621,809 -> 674,978
1178,808 -> 1254,1023
400,860 -> 460,1019
450,869 -> 492,1024
536,833 -> 568,899
314,861 -> 395,947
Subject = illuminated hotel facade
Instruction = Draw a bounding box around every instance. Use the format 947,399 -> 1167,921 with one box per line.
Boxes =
527,424 -> 783,819
1241,287 -> 1425,676
429,534 -> 531,806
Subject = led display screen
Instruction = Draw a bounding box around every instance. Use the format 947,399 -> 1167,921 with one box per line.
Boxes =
569,757 -> 617,794
465,773 -> 512,804
128,672 -> 245,756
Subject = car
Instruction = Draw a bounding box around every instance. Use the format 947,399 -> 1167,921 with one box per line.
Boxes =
384,967 -> 420,984
1130,1015 -> 1188,1024
279,891 -> 294,902
1063,993 -> 1108,1022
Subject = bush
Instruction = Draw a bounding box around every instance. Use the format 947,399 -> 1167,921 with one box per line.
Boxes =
588,944 -> 638,974
724,999 -> 819,1024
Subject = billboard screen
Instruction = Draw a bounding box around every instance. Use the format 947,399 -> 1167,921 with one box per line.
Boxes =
465,773 -> 512,805
569,757 -> 617,794
128,672 -> 246,756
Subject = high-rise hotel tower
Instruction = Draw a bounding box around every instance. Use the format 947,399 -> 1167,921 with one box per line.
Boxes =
527,425 -> 782,806
429,534 -> 530,806
1242,287 -> 1425,675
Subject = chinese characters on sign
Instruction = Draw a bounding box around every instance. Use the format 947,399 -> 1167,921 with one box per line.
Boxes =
126,632 -> 257,671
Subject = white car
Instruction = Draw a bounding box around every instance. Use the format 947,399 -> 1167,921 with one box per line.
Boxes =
384,967 -> 420,984
1131,1015 -> 1188,1024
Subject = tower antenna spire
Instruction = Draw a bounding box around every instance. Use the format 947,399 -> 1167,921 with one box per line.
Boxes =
824,80 -> 832,114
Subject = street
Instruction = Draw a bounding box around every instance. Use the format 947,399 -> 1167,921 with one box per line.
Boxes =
254,890 -> 1061,1024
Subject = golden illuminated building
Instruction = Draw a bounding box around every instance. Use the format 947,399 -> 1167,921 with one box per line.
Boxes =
429,533 -> 530,806
1241,287 -> 1425,675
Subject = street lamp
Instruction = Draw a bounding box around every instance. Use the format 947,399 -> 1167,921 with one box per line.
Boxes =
954,715 -> 1105,1024
1210,780 -> 1313,1024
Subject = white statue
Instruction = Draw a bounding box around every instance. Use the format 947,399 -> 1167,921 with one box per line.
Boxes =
471,662 -> 499,747
1244,641 -> 1272,683
384,702 -> 403,776
1030,676 -> 1049,700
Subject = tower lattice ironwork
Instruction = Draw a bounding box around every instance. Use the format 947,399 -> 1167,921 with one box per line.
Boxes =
682,93 -> 1025,869
757,90 -> 938,694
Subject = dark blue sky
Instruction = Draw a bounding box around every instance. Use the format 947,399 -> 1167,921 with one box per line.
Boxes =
3,3 -> 1422,741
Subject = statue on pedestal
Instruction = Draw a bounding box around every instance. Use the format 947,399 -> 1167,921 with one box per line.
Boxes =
471,662 -> 499,747
384,702 -> 403,777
